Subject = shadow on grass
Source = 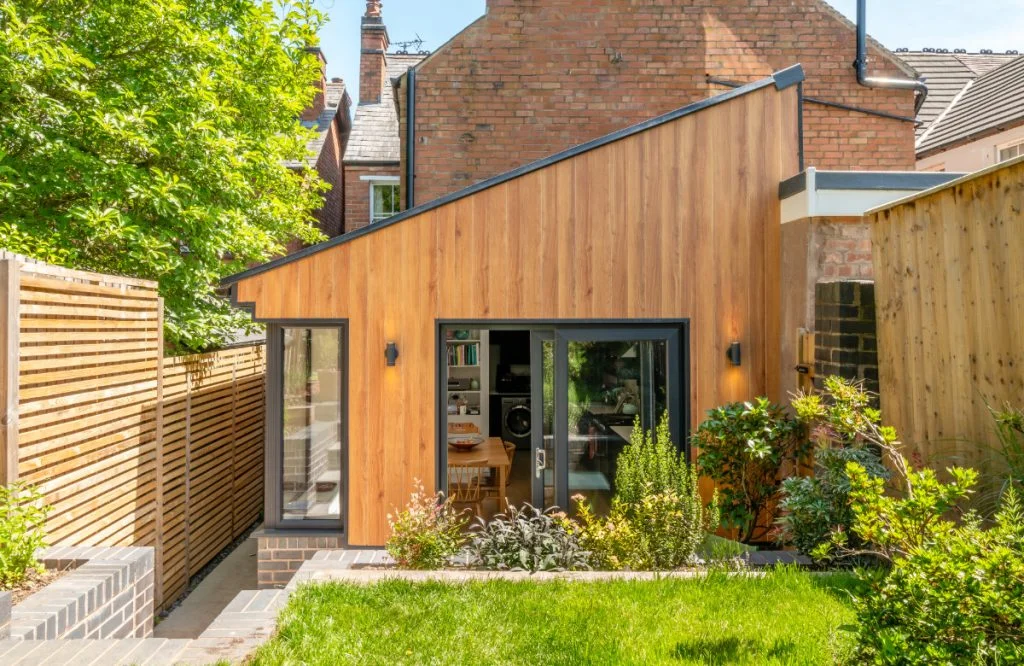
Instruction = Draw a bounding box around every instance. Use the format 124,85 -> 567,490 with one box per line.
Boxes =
672,637 -> 796,663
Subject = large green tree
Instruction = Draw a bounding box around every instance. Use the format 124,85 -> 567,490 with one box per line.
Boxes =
0,0 -> 328,351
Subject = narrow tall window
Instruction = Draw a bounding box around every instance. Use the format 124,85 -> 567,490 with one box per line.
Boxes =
371,182 -> 400,223
281,327 -> 343,522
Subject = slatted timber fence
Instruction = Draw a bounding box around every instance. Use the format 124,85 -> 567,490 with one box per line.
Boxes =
0,252 -> 265,608
869,156 -> 1024,474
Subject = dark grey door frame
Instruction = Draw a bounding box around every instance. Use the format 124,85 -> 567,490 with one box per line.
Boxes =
550,326 -> 684,510
435,319 -> 690,509
264,320 -> 349,535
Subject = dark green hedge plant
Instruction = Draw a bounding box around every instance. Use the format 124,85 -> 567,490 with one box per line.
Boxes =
695,398 -> 807,543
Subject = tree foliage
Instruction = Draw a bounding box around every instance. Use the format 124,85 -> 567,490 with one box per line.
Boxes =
0,0 -> 329,351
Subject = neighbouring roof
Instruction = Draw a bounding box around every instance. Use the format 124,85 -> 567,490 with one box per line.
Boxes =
345,53 -> 427,164
916,54 -> 1024,156
894,50 -> 1020,141
222,64 -> 805,287
288,80 -> 351,168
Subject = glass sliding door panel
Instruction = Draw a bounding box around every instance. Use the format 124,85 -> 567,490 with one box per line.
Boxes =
281,327 -> 343,521
564,338 -> 668,514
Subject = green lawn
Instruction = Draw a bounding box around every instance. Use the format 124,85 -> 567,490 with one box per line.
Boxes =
250,569 -> 861,665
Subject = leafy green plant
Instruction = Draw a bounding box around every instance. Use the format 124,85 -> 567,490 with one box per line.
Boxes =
574,481 -> 718,571
0,0 -> 330,351
991,402 -> 1024,486
467,503 -> 589,572
851,487 -> 1024,664
0,482 -> 50,588
695,398 -> 806,543
833,462 -> 976,562
616,412 -> 695,505
776,377 -> 894,559
574,413 -> 719,570
386,481 -> 468,570
777,446 -> 889,558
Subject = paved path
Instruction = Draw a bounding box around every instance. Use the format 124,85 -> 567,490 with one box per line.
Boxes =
155,536 -> 258,638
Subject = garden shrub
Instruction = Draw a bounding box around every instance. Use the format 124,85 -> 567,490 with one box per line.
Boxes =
695,398 -> 806,543
851,487 -> 1024,664
777,445 -> 889,559
776,377 -> 893,559
467,503 -> 589,572
386,481 -> 467,570
0,482 -> 50,588
574,414 -> 719,570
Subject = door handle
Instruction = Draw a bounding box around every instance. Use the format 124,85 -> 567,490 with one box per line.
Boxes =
535,448 -> 546,478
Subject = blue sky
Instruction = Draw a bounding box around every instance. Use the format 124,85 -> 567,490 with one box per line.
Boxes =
316,0 -> 1024,104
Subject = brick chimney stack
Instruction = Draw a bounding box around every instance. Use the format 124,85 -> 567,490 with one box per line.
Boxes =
301,46 -> 328,122
360,0 -> 389,104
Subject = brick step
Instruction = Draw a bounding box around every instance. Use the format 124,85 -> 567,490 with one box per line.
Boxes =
0,638 -> 194,666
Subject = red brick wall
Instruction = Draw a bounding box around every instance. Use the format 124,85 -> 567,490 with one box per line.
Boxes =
343,164 -> 402,233
313,123 -> 345,238
815,217 -> 874,280
399,0 -> 916,205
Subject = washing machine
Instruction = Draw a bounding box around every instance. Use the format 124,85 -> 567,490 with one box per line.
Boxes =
500,397 -> 532,450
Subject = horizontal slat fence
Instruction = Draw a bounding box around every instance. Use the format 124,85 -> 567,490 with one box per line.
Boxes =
0,252 -> 265,609
870,158 -> 1024,473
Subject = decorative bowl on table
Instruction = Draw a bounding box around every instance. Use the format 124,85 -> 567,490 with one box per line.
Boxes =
447,435 -> 484,451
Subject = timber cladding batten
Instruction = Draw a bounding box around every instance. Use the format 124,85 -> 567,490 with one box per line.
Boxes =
0,252 -> 266,609
227,72 -> 803,546
869,156 -> 1024,473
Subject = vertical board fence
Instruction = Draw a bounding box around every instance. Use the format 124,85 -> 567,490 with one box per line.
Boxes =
0,252 -> 265,609
870,157 -> 1024,473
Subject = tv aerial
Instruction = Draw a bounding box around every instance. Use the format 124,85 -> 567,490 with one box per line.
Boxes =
393,34 -> 429,55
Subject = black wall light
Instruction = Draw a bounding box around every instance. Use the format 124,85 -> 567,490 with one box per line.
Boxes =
727,341 -> 742,366
385,342 -> 399,366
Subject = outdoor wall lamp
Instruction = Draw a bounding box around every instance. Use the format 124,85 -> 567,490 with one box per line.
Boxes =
727,341 -> 742,366
385,342 -> 399,366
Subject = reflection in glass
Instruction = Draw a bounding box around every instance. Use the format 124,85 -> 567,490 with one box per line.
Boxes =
566,340 -> 668,515
281,328 -> 342,521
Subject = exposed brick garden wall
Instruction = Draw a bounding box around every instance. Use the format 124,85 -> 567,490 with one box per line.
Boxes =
343,164 -> 401,233
399,0 -> 916,205
257,535 -> 345,588
8,547 -> 154,641
816,217 -> 874,280
814,281 -> 878,394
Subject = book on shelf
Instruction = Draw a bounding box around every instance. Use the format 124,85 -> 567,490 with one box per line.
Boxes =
447,342 -> 478,366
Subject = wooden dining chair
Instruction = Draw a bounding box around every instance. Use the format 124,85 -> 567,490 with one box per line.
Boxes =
449,459 -> 486,517
483,441 -> 517,509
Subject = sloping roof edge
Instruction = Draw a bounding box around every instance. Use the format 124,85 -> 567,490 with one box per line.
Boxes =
865,153 -> 1024,216
221,64 -> 805,287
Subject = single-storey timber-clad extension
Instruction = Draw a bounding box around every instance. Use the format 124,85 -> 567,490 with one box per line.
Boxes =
225,65 -> 802,568
223,64 -> 958,586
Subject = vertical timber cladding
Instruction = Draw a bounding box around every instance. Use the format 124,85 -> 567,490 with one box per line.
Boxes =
232,81 -> 801,545
8,253 -> 264,609
870,158 -> 1024,473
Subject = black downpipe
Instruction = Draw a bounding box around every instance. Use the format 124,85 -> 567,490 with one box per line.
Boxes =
855,0 -> 927,114
405,66 -> 416,210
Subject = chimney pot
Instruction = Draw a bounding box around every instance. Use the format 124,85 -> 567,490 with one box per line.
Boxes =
366,0 -> 382,18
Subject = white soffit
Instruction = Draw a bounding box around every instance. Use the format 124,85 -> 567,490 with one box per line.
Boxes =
779,168 -> 966,223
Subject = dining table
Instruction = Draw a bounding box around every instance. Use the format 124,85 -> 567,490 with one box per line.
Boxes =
447,436 -> 509,511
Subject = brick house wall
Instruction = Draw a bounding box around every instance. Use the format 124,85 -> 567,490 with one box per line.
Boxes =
397,0 -> 917,206
313,123 -> 345,238
344,164 -> 401,233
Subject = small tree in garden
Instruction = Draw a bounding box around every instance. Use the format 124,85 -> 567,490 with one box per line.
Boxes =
0,482 -> 50,588
386,481 -> 467,570
0,0 -> 329,351
695,398 -> 807,543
